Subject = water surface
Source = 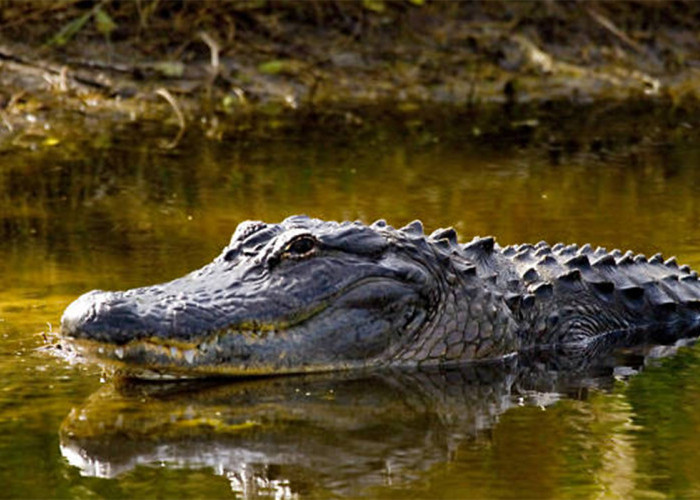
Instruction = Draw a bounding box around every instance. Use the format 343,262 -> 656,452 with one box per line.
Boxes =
2,102 -> 700,498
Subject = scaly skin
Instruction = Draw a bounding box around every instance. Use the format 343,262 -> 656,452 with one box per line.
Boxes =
59,216 -> 700,379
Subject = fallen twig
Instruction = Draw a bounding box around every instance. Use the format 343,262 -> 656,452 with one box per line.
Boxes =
199,31 -> 220,73
0,45 -> 110,91
586,7 -> 645,55
155,87 -> 186,149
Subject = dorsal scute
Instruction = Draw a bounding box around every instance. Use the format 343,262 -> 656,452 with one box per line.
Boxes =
504,292 -> 520,311
529,281 -> 553,298
400,220 -> 424,236
556,269 -> 582,285
592,255 -> 616,267
521,294 -> 536,308
454,260 -> 477,277
534,246 -> 551,257
617,251 -> 634,265
514,248 -> 534,262
560,244 -> 579,255
463,236 -> 496,255
578,243 -> 593,255
429,227 -> 458,246
649,253 -> 664,264
502,246 -> 517,257
537,255 -> 558,266
434,238 -> 452,252
564,254 -> 591,269
634,254 -> 648,264
522,268 -> 539,282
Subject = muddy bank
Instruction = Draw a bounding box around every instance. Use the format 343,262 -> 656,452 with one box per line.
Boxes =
1,1 -> 699,143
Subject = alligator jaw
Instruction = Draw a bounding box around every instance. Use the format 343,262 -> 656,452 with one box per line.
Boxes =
59,270 -> 421,378
59,292 -> 371,378
63,331 -> 365,380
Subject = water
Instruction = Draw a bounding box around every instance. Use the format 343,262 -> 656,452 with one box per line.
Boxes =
3,101 -> 700,498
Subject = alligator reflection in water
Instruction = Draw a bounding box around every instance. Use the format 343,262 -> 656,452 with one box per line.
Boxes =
59,339 -> 692,498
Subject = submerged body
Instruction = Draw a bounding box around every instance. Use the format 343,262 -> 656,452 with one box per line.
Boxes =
60,216 -> 700,378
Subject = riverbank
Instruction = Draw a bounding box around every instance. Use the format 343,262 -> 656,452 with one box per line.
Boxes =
1,1 -> 699,145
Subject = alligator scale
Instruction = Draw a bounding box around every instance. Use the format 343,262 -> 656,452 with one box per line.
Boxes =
60,216 -> 700,378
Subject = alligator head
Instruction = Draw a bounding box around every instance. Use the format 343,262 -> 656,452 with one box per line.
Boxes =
60,216 -> 459,378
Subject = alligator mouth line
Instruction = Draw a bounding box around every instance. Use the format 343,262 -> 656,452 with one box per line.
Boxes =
61,323 -> 309,379
59,298 -> 330,378
61,332 -> 372,379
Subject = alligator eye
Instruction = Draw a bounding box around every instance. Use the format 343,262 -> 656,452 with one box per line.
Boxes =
283,235 -> 317,259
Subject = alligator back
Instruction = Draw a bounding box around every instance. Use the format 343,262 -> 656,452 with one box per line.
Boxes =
497,242 -> 700,346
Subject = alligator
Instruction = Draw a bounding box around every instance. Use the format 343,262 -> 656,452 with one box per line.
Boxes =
59,215 -> 700,379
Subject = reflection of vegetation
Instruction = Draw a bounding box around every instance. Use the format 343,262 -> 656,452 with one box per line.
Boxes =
365,346 -> 700,499
3,101 -> 700,281
626,346 -> 700,496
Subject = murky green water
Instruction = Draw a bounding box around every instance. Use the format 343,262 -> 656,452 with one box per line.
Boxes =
3,102 -> 700,498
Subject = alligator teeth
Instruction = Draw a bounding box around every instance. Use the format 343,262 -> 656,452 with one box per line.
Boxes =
115,347 -> 124,360
183,349 -> 195,364
199,341 -> 209,352
157,344 -> 169,357
170,346 -> 179,359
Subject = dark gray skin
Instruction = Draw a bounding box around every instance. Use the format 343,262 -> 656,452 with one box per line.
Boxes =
59,215 -> 700,378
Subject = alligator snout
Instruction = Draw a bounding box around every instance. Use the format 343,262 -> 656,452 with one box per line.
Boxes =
61,285 -> 241,346
61,290 -> 156,345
